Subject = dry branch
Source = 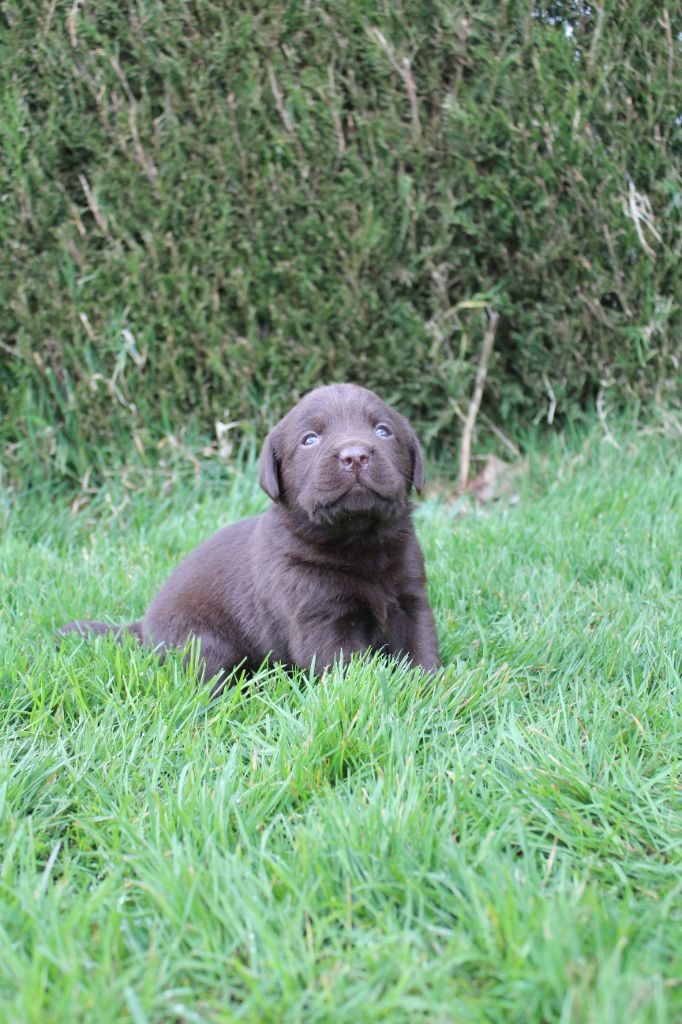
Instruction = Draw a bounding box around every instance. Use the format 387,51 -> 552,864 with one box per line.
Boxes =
368,28 -> 421,140
459,310 -> 499,491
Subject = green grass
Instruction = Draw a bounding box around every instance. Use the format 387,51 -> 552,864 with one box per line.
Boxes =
1,422 -> 681,1023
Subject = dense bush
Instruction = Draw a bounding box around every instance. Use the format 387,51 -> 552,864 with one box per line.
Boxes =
1,0 -> 679,482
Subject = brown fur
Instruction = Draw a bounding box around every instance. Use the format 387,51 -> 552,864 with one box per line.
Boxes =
60,384 -> 441,688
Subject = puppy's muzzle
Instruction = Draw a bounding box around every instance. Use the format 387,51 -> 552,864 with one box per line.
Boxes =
338,444 -> 372,474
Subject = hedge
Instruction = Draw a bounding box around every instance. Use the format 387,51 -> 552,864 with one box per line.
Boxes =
1,0 -> 680,483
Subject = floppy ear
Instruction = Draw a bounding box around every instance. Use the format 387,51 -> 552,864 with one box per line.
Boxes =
399,414 -> 425,495
258,426 -> 281,501
409,430 -> 426,495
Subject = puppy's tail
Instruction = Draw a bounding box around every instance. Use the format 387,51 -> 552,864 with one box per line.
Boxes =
58,619 -> 143,643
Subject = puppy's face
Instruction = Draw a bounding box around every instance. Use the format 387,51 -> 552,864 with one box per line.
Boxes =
259,384 -> 425,531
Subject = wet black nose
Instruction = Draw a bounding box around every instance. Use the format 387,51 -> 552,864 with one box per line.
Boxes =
339,445 -> 372,472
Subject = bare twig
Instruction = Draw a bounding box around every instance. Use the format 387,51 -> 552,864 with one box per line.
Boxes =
66,0 -> 82,47
227,93 -> 248,178
368,28 -> 421,140
479,411 -> 520,458
42,0 -> 58,38
660,8 -> 674,84
0,339 -> 26,360
543,374 -> 557,425
110,55 -> 158,188
267,63 -> 309,178
459,310 -> 499,491
78,311 -> 96,340
596,382 -> 621,449
79,174 -> 109,235
624,180 -> 661,260
587,5 -> 605,71
326,63 -> 346,157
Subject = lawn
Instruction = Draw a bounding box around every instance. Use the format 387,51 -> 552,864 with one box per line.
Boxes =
0,422 -> 680,1023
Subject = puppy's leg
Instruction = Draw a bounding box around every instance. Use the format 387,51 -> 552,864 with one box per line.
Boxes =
142,621 -> 248,694
289,616 -> 371,674
181,630 -> 248,694
402,598 -> 441,671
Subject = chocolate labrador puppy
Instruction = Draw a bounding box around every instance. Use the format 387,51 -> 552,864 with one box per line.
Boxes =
60,384 -> 441,686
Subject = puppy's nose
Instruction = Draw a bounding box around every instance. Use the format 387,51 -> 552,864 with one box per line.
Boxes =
338,445 -> 372,472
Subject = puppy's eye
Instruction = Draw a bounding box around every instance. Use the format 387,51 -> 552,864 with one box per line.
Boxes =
374,424 -> 392,438
301,432 -> 320,447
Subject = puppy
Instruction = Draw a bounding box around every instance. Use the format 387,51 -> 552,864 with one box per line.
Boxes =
60,384 -> 441,687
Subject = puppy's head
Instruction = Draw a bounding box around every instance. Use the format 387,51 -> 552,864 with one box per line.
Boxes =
259,384 -> 424,533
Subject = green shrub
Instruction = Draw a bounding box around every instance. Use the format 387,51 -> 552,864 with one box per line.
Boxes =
1,0 -> 679,483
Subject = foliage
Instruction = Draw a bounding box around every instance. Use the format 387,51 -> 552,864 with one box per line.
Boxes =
1,0 -> 680,482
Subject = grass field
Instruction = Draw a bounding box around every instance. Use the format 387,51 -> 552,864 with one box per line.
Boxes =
1,421 -> 680,1023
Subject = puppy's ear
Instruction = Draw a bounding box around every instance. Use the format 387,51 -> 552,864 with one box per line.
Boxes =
258,426 -> 281,501
410,430 -> 426,495
400,416 -> 425,495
